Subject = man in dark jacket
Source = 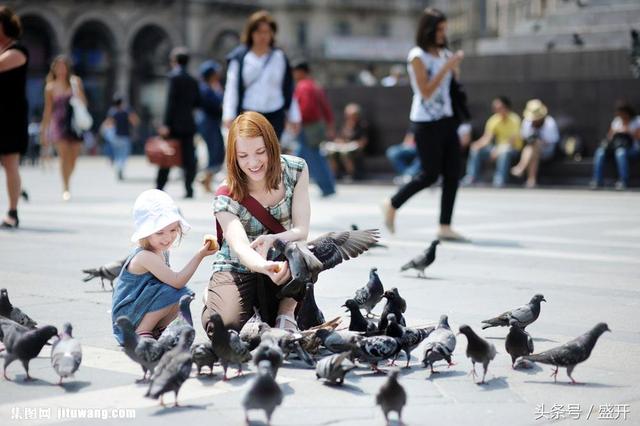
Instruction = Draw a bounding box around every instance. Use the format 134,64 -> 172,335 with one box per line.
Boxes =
157,47 -> 201,198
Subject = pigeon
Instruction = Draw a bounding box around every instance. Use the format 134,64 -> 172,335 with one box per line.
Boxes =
354,335 -> 400,372
115,316 -> 166,382
376,369 -> 407,426
422,314 -> 457,373
50,322 -> 82,385
378,288 -> 407,332
191,341 -> 218,375
350,224 -> 388,248
295,283 -> 325,331
81,258 -> 126,290
315,329 -> 363,354
239,308 -> 268,351
481,294 -> 546,329
270,228 -> 380,300
458,324 -> 496,384
400,240 -> 440,277
243,360 -> 283,426
0,288 -> 37,328
384,314 -> 434,368
343,299 -> 377,334
253,338 -> 284,378
206,312 -> 251,380
146,328 -> 194,406
1,318 -> 57,381
521,322 -> 610,384
315,352 -> 356,385
157,294 -> 195,351
259,325 -> 315,367
505,319 -> 534,368
353,267 -> 384,317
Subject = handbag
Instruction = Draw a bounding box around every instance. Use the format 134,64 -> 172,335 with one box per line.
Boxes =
144,136 -> 182,168
70,77 -> 93,133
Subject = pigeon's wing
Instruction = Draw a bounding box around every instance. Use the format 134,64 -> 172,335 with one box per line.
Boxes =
527,339 -> 586,366
527,333 -> 534,354
0,317 -> 29,348
228,330 -> 251,361
308,229 -> 380,271
9,306 -> 37,328
481,310 -> 512,328
353,286 -> 369,306
136,339 -> 165,364
509,305 -> 534,325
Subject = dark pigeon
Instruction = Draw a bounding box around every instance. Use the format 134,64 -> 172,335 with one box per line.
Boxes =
239,308 -> 268,351
354,335 -> 401,373
270,228 -> 380,300
253,338 -> 284,378
206,312 -> 251,380
505,319 -> 534,368
315,352 -> 356,385
51,322 -> 82,385
243,360 -> 283,426
191,341 -> 218,375
343,299 -> 377,334
482,294 -> 546,329
146,328 -> 194,406
353,267 -> 384,317
378,288 -> 407,332
157,294 -> 195,351
376,369 -> 407,426
259,325 -> 315,367
384,313 -> 434,368
315,329 -> 363,354
0,288 -> 37,328
115,316 -> 166,382
81,258 -> 126,290
1,318 -> 57,381
295,283 -> 325,331
422,315 -> 457,373
400,239 -> 440,277
521,322 -> 610,384
350,224 -> 388,249
459,324 -> 496,384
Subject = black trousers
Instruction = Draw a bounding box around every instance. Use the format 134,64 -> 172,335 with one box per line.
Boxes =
241,108 -> 286,139
390,117 -> 461,225
156,132 -> 196,197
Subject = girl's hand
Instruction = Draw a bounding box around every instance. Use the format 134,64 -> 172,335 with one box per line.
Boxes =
446,50 -> 464,70
198,240 -> 218,258
250,234 -> 277,258
257,261 -> 290,285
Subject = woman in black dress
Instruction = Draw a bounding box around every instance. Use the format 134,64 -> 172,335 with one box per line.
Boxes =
0,7 -> 28,228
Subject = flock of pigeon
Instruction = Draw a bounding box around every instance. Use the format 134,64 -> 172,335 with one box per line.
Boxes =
1,227 -> 611,425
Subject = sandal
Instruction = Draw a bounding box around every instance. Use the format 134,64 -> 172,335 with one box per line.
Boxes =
275,314 -> 299,332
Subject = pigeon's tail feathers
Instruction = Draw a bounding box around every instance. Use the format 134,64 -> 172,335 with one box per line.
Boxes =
520,353 -> 552,364
293,342 -> 316,367
81,270 -> 99,282
400,261 -> 414,272
481,319 -> 501,329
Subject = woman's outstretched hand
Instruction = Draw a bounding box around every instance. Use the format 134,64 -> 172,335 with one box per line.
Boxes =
258,260 -> 290,285
250,234 -> 277,258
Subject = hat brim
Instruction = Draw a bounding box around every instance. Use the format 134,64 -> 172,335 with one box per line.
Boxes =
130,213 -> 191,243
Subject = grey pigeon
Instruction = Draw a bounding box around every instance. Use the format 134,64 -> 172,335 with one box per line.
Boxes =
253,337 -> 284,378
259,325 -> 315,367
384,313 -> 434,368
378,288 -> 407,332
0,316 -> 26,345
270,228 -> 380,300
315,328 -> 363,354
81,258 -> 126,290
239,308 -> 268,351
206,312 -> 251,380
505,319 -> 534,368
353,267 -> 384,317
481,294 -> 546,329
1,319 -> 57,381
343,299 -> 377,334
295,283 -> 325,331
115,316 -> 166,382
243,360 -> 284,426
145,328 -> 194,406
315,352 -> 356,385
376,369 -> 407,426
355,335 -> 400,373
50,322 -> 82,385
191,341 -> 217,375
521,322 -> 610,384
400,239 -> 440,277
157,294 -> 195,351
422,314 -> 457,373
0,288 -> 37,328
459,324 -> 496,384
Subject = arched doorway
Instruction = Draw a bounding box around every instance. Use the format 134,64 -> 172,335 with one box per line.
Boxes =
129,25 -> 172,148
20,15 -> 57,120
71,21 -> 116,130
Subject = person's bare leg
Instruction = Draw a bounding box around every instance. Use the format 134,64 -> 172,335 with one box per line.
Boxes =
67,142 -> 82,191
343,155 -> 355,178
136,304 -> 179,334
1,154 -> 21,225
526,142 -> 542,187
511,146 -> 532,177
55,141 -> 71,194
276,297 -> 298,330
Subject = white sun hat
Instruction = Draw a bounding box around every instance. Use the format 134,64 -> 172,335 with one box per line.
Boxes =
130,189 -> 191,243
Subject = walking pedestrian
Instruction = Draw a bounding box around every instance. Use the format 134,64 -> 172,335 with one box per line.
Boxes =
102,95 -> 139,181
196,60 -> 224,193
382,8 -> 466,241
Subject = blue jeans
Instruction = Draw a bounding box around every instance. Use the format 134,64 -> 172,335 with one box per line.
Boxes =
592,144 -> 640,185
386,144 -> 421,177
296,130 -> 336,196
198,118 -> 224,171
465,145 -> 515,186
111,135 -> 131,174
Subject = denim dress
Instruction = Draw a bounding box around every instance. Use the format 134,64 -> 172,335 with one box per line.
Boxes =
111,247 -> 194,345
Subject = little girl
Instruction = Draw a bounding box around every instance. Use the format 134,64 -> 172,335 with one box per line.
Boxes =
112,189 -> 217,344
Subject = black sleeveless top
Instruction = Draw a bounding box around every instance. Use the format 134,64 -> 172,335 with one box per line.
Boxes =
0,42 -> 29,155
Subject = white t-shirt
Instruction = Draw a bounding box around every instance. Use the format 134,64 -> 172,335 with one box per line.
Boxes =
407,46 -> 453,123
611,116 -> 640,142
521,115 -> 560,146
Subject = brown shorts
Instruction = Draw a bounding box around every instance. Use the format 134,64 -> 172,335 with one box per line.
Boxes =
201,271 -> 281,338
